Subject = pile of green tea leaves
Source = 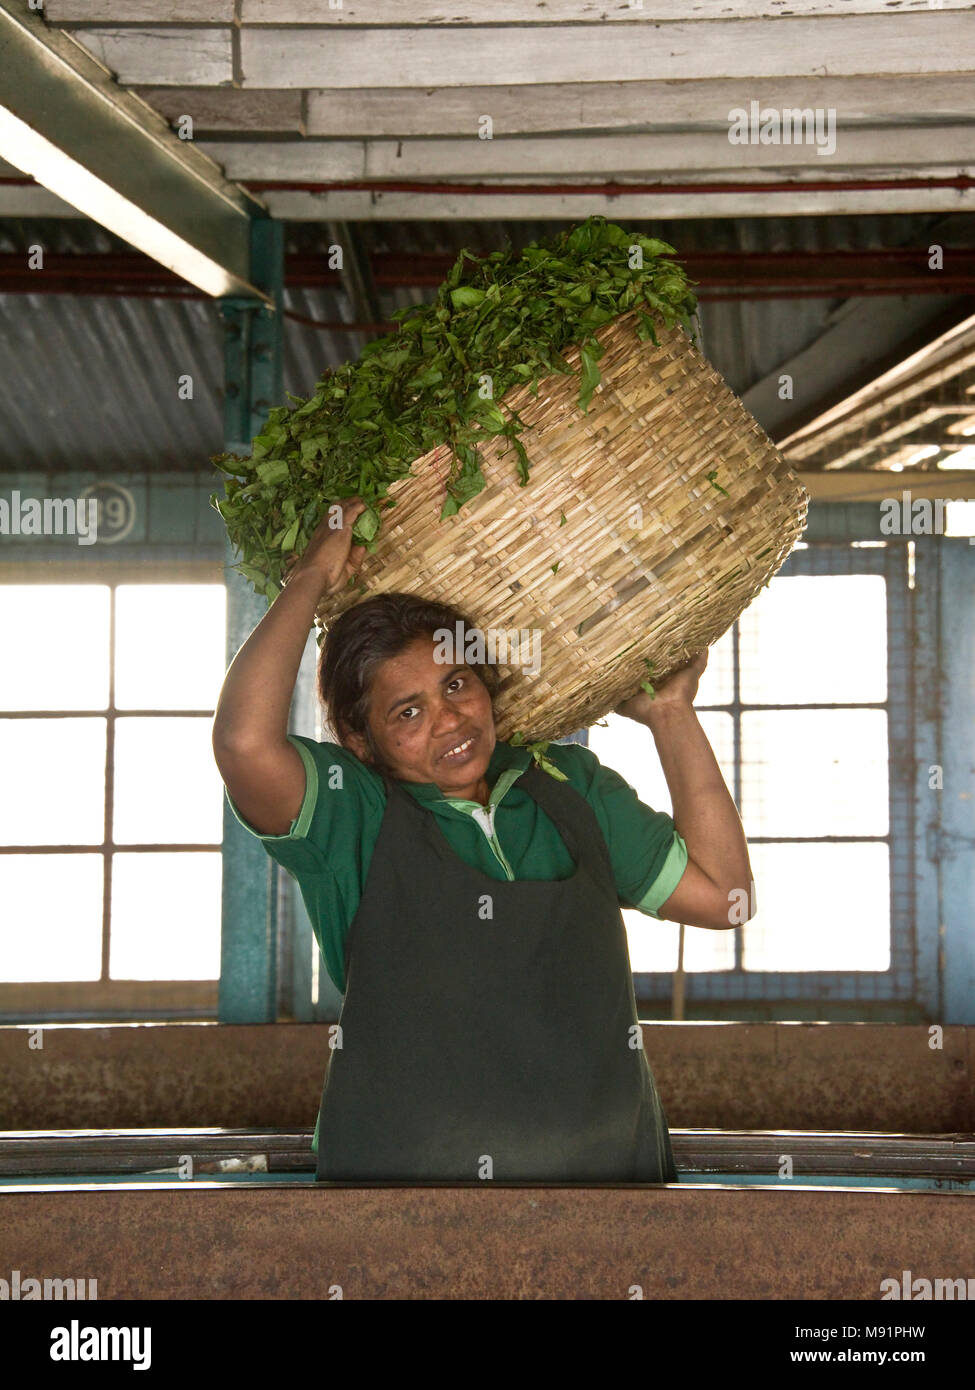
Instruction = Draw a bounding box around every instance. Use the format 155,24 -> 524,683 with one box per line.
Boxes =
210,215 -> 698,601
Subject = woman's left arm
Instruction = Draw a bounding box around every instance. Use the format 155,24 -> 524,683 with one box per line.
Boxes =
614,651 -> 755,930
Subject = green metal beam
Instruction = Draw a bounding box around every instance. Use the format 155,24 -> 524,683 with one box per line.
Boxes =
217,218 -> 285,1022
0,0 -> 268,301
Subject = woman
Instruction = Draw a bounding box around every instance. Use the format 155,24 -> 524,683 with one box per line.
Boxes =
212,498 -> 755,1183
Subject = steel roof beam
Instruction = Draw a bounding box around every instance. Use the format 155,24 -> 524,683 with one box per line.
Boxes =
0,0 -> 269,302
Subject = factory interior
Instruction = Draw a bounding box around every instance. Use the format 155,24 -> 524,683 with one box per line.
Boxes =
2,0 -> 975,1311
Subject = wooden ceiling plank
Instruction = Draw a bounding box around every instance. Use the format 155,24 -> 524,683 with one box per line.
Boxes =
48,1 -> 233,20
239,0 -> 975,21
130,87 -> 304,133
305,75 -> 975,138
251,187 -> 975,219
63,27 -> 232,85
5,184 -> 975,219
197,129 -> 975,181
237,16 -> 975,90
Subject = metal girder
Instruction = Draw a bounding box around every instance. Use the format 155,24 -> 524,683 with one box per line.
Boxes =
0,0 -> 269,301
800,471 -> 975,503
746,299 -> 975,444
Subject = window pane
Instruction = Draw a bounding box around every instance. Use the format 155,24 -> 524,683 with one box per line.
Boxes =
115,585 -> 226,710
694,625 -> 735,707
624,910 -> 736,973
110,852 -> 221,980
743,842 -> 890,971
741,709 -> 888,837
944,501 -> 975,538
0,585 -> 109,710
113,717 -> 224,844
0,855 -> 102,981
739,575 -> 887,704
0,717 -> 106,844
588,710 -> 735,818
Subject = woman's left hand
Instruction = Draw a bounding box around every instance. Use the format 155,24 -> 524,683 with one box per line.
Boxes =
614,650 -> 709,725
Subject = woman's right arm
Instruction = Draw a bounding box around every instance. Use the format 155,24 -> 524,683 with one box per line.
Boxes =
211,497 -> 368,836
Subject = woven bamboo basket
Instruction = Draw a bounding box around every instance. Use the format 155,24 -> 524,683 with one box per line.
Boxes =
314,309 -> 808,743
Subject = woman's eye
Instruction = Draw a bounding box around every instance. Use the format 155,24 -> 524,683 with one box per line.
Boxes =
398,678 -> 463,720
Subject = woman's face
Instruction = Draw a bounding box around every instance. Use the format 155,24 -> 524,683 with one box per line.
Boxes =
343,634 -> 497,793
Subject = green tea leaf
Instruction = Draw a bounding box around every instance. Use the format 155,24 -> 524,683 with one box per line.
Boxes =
256,460 -> 290,486
352,506 -> 380,543
578,345 -> 601,414
706,469 -> 730,498
450,287 -> 486,309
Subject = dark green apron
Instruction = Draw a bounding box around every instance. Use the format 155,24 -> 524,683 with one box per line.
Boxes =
315,761 -> 678,1183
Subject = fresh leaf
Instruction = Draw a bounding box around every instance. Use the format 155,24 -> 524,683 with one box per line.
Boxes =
256,460 -> 290,486
578,344 -> 601,414
706,469 -> 730,498
450,287 -> 487,309
352,506 -> 380,543
507,732 -> 569,780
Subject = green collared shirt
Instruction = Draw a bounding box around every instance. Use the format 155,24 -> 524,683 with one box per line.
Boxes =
227,736 -> 687,995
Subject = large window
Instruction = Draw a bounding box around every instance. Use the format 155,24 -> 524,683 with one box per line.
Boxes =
0,582 -> 226,1015
589,542 -> 915,1018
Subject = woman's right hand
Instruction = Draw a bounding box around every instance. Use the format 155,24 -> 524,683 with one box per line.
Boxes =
284,497 -> 370,596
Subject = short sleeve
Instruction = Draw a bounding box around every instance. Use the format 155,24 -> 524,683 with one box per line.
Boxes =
629,832 -> 688,919
541,741 -> 689,919
225,734 -> 327,876
223,736 -> 386,996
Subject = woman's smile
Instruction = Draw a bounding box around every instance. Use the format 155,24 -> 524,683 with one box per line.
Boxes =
439,733 -> 478,763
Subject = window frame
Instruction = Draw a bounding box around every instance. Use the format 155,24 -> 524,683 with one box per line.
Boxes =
627,538 -> 930,1020
6,534 -> 960,1026
0,561 -> 223,1021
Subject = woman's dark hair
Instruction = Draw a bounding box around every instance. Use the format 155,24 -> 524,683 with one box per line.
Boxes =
318,592 -> 501,773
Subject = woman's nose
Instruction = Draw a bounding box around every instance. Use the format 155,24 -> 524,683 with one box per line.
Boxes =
430,701 -> 466,733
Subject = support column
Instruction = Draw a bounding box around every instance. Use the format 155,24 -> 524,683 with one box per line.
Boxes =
938,540 -> 975,1024
217,217 -> 284,1022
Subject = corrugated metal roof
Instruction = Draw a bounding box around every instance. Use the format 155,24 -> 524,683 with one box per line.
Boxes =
0,211 -> 962,473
